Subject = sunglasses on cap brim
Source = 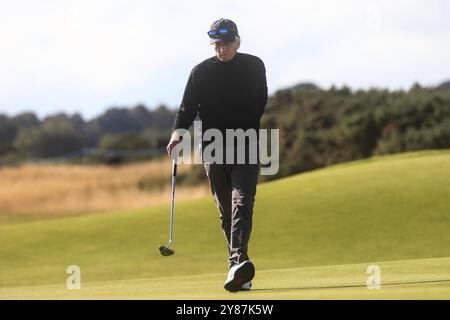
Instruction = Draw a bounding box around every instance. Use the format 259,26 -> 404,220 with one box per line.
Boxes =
207,27 -> 237,39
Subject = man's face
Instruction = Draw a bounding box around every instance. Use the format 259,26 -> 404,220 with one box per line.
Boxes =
212,40 -> 240,62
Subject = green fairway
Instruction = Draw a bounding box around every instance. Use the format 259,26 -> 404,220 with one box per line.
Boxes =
1,257 -> 450,299
1,149 -> 449,299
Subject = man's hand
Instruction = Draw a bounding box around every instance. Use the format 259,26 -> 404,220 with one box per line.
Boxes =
166,131 -> 183,159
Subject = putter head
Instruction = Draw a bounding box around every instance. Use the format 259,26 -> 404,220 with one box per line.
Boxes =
158,245 -> 175,256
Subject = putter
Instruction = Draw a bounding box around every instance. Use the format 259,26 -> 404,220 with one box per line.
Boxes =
159,154 -> 177,256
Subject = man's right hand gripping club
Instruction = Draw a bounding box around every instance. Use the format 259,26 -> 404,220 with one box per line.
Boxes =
166,130 -> 183,159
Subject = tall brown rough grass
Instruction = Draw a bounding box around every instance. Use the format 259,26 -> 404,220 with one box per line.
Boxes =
0,158 -> 209,223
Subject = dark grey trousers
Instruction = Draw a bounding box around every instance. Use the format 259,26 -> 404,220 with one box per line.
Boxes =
203,162 -> 260,268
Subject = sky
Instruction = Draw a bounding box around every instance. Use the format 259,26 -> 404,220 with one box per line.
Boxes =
1,0 -> 449,120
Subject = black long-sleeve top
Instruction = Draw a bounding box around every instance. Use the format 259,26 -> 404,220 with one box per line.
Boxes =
173,52 -> 268,134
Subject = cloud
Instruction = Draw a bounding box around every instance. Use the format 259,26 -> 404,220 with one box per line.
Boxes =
273,0 -> 450,90
0,0 -> 448,118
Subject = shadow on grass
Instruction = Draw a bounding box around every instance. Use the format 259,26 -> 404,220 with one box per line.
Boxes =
250,278 -> 450,293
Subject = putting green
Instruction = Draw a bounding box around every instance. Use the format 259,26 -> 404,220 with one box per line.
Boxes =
1,257 -> 449,299
1,149 -> 449,299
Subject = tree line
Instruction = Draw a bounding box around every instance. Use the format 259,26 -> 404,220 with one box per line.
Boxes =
1,81 -> 449,179
0,104 -> 176,164
259,81 -> 450,181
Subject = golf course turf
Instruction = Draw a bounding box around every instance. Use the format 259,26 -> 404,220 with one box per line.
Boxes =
1,257 -> 450,299
1,149 -> 449,299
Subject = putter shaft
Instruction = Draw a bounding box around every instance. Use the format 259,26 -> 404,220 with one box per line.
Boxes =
168,159 -> 176,246
159,157 -> 177,256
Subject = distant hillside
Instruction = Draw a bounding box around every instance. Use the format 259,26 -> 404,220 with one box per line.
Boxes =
437,80 -> 450,90
0,104 -> 176,165
260,82 -> 450,181
289,82 -> 323,92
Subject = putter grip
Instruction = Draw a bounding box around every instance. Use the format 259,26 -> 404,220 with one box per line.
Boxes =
172,161 -> 177,177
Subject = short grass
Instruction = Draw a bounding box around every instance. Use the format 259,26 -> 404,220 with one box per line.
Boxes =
0,149 -> 449,299
1,257 -> 449,299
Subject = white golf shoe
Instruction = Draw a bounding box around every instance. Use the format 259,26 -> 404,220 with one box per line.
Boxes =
240,281 -> 252,291
224,260 -> 255,292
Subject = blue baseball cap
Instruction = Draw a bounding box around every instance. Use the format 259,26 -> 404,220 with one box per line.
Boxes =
207,18 -> 239,44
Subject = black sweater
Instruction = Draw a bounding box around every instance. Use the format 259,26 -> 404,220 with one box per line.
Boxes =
173,52 -> 268,134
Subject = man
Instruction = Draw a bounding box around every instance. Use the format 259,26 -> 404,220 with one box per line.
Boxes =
166,18 -> 268,292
